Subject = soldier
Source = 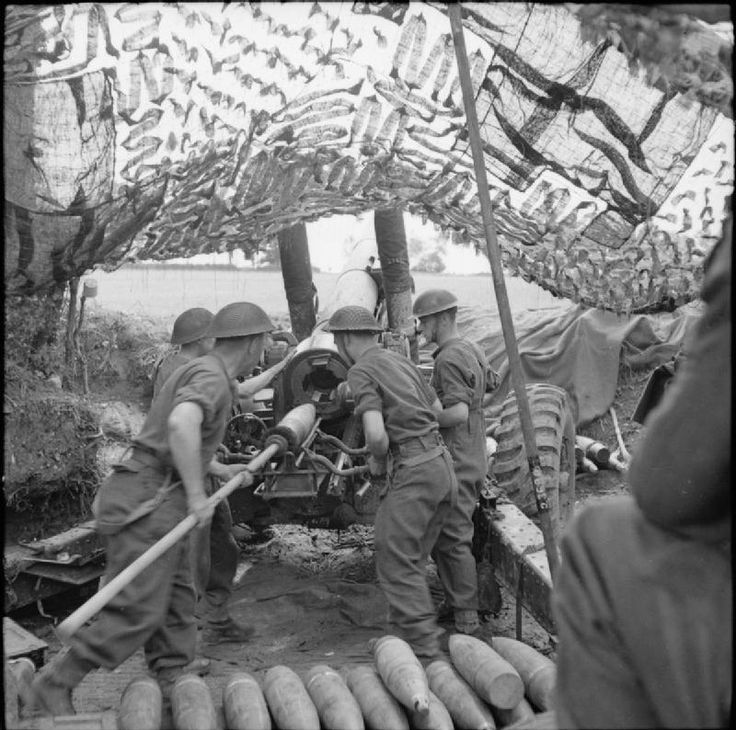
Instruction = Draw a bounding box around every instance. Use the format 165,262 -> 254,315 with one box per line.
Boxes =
152,308 -> 215,397
327,305 -> 457,661
413,289 -> 497,637
553,224 -> 731,728
152,308 -> 291,650
29,302 -> 274,716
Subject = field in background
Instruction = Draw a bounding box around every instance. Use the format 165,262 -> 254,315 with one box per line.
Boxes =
89,265 -> 568,326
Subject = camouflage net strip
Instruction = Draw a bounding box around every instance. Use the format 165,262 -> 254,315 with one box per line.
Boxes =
3,2 -> 733,312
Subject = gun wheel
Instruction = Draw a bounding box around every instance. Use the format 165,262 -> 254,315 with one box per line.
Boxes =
492,383 -> 576,537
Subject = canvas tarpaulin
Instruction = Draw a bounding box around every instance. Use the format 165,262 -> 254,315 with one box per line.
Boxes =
458,302 -> 697,426
4,3 -> 733,312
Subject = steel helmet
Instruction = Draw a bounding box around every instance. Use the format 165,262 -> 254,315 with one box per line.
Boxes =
412,289 -> 458,319
326,305 -> 382,333
207,302 -> 275,339
170,308 -> 214,345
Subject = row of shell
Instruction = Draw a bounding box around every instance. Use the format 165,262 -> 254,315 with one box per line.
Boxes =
119,634 -> 556,730
3,634 -> 555,729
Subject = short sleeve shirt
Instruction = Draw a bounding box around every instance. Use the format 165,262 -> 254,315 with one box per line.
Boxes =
432,337 -> 488,484
431,338 -> 486,410
152,351 -> 190,399
347,345 -> 439,444
134,353 -> 237,476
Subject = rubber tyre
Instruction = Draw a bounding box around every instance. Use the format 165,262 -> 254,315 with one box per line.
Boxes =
492,383 -> 576,532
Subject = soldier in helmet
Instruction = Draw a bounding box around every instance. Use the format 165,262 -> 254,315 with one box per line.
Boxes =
328,305 -> 457,661
151,308 -> 291,655
152,308 -> 215,398
30,302 -> 274,716
413,288 -> 498,637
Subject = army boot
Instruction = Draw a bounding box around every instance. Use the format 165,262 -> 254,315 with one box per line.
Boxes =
201,601 -> 255,644
454,609 -> 494,642
202,616 -> 256,644
28,647 -> 96,716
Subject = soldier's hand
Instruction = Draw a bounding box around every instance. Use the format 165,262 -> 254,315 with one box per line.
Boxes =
218,464 -> 255,491
368,455 -> 387,476
216,443 -> 234,460
188,492 -> 214,527
219,462 -> 250,482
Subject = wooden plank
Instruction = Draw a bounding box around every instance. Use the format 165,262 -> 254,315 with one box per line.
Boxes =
5,521 -> 102,573
489,503 -> 555,635
3,617 -> 48,666
21,561 -> 105,586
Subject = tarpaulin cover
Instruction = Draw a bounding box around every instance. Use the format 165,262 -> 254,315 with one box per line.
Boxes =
4,3 -> 733,313
458,303 -> 697,426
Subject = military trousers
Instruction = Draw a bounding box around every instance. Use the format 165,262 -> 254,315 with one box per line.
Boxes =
431,473 -> 480,614
72,463 -> 196,679
374,439 -> 457,658
190,492 -> 239,624
553,497 -> 731,729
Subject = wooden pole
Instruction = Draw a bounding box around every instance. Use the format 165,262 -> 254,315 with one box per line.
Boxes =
56,443 -> 280,643
64,277 -> 79,378
448,4 -> 559,582
74,295 -> 89,394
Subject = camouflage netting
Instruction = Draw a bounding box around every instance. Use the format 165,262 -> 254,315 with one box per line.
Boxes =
4,3 -> 734,312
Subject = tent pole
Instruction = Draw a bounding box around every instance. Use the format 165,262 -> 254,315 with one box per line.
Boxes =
448,4 -> 559,582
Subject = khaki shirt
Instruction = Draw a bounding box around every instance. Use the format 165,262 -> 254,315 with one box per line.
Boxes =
432,337 -> 488,487
348,345 -> 439,444
152,351 -> 190,399
134,353 -> 237,478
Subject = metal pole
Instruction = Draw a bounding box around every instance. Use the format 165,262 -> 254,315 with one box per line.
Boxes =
448,4 -> 559,581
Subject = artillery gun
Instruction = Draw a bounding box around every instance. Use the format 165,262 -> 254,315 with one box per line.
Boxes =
219,260 -> 574,638
221,264 -> 389,530
5,226 -> 571,638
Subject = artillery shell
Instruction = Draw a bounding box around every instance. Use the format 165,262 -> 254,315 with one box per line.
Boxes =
492,697 -> 536,727
118,675 -> 162,730
426,659 -> 496,730
343,664 -> 409,730
503,709 -> 558,729
223,672 -> 271,730
370,635 -> 430,715
171,673 -> 217,730
449,634 -> 524,710
409,689 -> 454,730
263,665 -> 320,730
305,664 -> 364,730
492,637 -> 556,711
4,662 -> 19,727
8,656 -> 35,705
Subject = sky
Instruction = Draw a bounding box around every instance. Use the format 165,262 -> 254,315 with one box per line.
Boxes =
174,211 -> 491,274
